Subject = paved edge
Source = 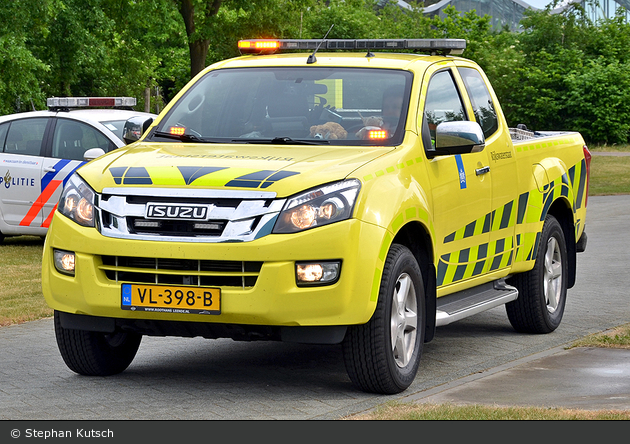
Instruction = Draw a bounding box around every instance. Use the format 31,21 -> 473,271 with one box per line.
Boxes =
399,344 -> 572,404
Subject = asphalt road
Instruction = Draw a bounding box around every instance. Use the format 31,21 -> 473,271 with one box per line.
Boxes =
0,195 -> 628,420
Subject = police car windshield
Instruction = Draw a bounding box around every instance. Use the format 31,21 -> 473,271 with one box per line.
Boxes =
98,120 -> 127,140
151,67 -> 412,146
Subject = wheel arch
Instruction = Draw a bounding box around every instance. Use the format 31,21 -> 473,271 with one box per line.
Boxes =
546,197 -> 577,289
391,221 -> 436,342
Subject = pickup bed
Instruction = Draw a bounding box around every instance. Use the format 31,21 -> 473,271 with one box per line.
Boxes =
42,38 -> 590,394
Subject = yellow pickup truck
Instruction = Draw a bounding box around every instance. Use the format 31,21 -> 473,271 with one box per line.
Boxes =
42,38 -> 590,394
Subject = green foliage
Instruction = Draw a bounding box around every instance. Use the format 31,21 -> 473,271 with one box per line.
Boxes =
374,1 -> 434,39
302,0 -> 383,39
100,0 -> 188,110
3,0 -> 630,145
0,35 -> 48,114
489,3 -> 630,143
564,60 -> 630,143
203,0 -> 310,66
0,0 -> 50,113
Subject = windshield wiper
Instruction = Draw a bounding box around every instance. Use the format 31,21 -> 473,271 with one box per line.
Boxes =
234,137 -> 330,145
153,130 -> 212,143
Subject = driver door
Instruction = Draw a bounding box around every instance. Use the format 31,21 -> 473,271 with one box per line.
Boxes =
420,64 -> 493,293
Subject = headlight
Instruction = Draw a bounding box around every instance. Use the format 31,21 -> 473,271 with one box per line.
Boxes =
273,179 -> 361,233
58,173 -> 96,227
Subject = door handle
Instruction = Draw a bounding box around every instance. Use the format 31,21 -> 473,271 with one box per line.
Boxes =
475,166 -> 490,176
43,167 -> 56,172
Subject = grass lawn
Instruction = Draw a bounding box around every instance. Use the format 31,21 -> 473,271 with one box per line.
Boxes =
348,399 -> 630,420
0,235 -> 49,327
589,155 -> 630,195
588,144 -> 630,152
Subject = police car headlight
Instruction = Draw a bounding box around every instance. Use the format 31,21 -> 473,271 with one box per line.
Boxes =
59,173 -> 96,227
273,179 -> 361,233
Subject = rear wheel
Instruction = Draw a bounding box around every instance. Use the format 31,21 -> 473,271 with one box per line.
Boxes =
54,311 -> 142,376
506,215 -> 568,333
342,244 -> 425,394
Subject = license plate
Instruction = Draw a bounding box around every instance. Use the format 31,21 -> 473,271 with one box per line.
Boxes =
121,283 -> 220,315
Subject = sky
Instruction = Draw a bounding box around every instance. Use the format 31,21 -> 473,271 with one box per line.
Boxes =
522,0 -> 548,6
520,0 -> 560,9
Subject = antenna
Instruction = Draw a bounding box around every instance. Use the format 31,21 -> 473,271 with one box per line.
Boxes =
307,24 -> 334,65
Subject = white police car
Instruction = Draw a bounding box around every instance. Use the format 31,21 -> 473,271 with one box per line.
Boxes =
0,97 -> 156,242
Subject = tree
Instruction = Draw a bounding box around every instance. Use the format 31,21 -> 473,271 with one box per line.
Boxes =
175,0 -> 223,77
172,0 -> 310,78
0,0 -> 50,113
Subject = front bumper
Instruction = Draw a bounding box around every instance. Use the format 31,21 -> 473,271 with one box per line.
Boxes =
42,212 -> 386,328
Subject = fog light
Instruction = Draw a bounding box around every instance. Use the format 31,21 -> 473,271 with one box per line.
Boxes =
296,261 -> 341,286
53,249 -> 75,276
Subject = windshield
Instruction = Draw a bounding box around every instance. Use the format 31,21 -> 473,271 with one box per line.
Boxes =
150,67 -> 412,146
99,120 -> 127,140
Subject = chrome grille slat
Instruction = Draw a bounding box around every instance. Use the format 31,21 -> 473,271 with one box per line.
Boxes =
96,187 -> 285,242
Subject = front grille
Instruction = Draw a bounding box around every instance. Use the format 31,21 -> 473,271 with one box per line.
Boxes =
96,187 -> 286,243
100,255 -> 263,288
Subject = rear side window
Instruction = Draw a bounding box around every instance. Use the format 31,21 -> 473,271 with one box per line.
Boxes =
458,67 -> 499,139
52,119 -> 113,160
2,118 -> 48,156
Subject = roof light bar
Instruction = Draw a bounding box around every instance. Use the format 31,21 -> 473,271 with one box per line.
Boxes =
237,39 -> 466,55
238,40 -> 280,51
47,97 -> 137,109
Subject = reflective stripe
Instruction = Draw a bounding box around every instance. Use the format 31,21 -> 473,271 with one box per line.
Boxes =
41,159 -> 71,192
108,166 -> 301,189
19,180 -> 62,226
443,199 -> 517,244
19,159 -> 83,228
42,202 -> 58,228
437,237 -> 515,287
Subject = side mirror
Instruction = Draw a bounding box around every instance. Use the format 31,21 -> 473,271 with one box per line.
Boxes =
83,148 -> 105,161
426,121 -> 485,159
123,116 -> 154,145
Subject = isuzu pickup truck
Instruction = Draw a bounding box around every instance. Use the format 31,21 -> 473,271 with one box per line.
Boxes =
42,38 -> 590,394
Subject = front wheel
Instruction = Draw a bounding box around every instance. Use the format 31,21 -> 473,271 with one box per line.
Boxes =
342,244 -> 425,394
506,214 -> 568,333
54,311 -> 142,376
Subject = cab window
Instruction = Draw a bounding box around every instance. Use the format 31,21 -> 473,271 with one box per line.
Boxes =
458,67 -> 499,139
52,119 -> 112,160
422,70 -> 466,151
2,118 -> 48,156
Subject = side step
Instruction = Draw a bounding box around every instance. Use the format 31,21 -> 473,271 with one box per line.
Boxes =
435,278 -> 518,327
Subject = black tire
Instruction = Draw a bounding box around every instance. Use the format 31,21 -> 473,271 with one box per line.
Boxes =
54,311 -> 142,376
342,244 -> 425,394
506,214 -> 568,333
